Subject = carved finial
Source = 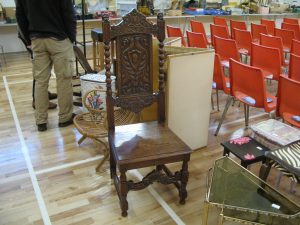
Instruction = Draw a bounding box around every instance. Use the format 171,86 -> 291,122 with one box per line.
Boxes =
102,14 -> 109,22
157,12 -> 163,20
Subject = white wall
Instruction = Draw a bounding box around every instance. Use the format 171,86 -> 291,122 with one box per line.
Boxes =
0,0 -> 15,7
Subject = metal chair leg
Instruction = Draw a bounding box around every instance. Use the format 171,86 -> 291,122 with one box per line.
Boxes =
215,96 -> 233,136
244,104 -> 250,128
211,93 -> 214,110
0,45 -> 6,65
216,89 -> 219,111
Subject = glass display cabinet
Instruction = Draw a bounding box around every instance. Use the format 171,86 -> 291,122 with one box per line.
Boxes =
202,156 -> 300,225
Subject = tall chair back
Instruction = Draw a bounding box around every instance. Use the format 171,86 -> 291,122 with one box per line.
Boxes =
234,28 -> 252,55
186,30 -> 208,48
251,23 -> 268,43
251,43 -> 282,81
281,23 -> 300,40
210,24 -> 230,46
288,53 -> 300,82
214,36 -> 239,67
277,75 -> 300,128
260,33 -> 286,66
190,20 -> 210,45
261,19 -> 275,36
283,18 -> 299,25
274,28 -> 295,53
230,20 -> 247,39
291,39 -> 300,56
166,25 -> 186,46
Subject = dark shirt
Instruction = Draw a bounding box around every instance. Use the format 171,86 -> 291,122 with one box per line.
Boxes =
16,0 -> 77,45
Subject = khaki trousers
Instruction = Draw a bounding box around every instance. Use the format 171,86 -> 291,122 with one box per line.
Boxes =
32,38 -> 74,125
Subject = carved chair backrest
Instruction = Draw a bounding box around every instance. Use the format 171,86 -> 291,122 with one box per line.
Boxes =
102,9 -> 166,130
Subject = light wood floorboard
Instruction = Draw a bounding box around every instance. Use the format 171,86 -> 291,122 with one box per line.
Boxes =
0,52 -> 299,225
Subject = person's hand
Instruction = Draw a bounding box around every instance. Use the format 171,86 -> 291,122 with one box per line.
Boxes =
26,45 -> 32,49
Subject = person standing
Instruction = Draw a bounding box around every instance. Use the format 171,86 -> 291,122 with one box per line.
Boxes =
16,0 -> 77,131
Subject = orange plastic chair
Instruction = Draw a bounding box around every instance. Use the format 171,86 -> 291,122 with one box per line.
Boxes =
214,36 -> 240,68
274,28 -> 295,53
210,24 -> 230,46
186,30 -> 208,48
230,20 -> 247,39
261,19 -> 275,36
260,33 -> 287,67
291,39 -> 300,56
212,53 -> 230,111
251,23 -> 268,43
288,53 -> 300,82
283,18 -> 299,25
213,16 -> 228,27
250,43 -> 282,81
215,58 -> 277,135
166,25 -> 186,46
190,20 -> 211,46
234,28 -> 252,57
281,23 -> 300,40
277,75 -> 300,128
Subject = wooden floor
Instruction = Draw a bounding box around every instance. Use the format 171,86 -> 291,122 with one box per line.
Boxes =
0,53 -> 299,225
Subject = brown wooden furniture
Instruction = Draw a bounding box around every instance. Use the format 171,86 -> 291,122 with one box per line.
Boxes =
102,9 -> 192,217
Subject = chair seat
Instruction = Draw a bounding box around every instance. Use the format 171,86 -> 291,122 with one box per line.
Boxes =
283,112 -> 300,128
110,121 -> 192,169
74,113 -> 107,139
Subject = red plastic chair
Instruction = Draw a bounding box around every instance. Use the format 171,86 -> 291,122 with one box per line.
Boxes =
260,33 -> 287,67
277,75 -> 300,128
251,23 -> 268,43
291,39 -> 300,56
210,24 -> 230,46
186,30 -> 208,48
212,53 -> 230,111
166,25 -> 186,47
288,53 -> 300,82
261,19 -> 275,36
215,58 -> 277,135
230,20 -> 247,39
234,28 -> 252,57
283,18 -> 299,25
281,23 -> 300,40
274,28 -> 295,53
214,36 -> 240,68
250,43 -> 282,81
213,16 -> 228,27
190,20 -> 211,46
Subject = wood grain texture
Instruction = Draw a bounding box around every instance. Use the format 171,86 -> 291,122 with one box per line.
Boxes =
0,52 -> 299,225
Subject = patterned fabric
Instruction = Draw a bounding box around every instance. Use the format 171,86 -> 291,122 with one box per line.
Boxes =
266,141 -> 300,183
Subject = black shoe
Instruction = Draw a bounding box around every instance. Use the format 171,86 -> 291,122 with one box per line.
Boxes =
58,113 -> 76,127
48,92 -> 57,100
37,123 -> 47,132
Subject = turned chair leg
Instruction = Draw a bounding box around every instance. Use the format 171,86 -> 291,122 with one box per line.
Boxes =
179,159 -> 189,204
109,143 -> 116,179
120,171 -> 129,217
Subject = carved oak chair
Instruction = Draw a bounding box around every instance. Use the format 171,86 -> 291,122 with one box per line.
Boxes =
102,9 -> 192,217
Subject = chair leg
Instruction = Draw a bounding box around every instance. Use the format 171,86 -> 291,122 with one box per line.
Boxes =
215,96 -> 233,136
218,211 -> 224,225
96,151 -> 109,172
211,94 -> 215,110
120,171 -> 129,217
109,143 -> 116,179
259,161 -> 272,181
202,201 -> 210,225
77,135 -> 87,145
216,90 -> 219,111
244,104 -> 250,128
275,172 -> 283,189
179,158 -> 189,204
